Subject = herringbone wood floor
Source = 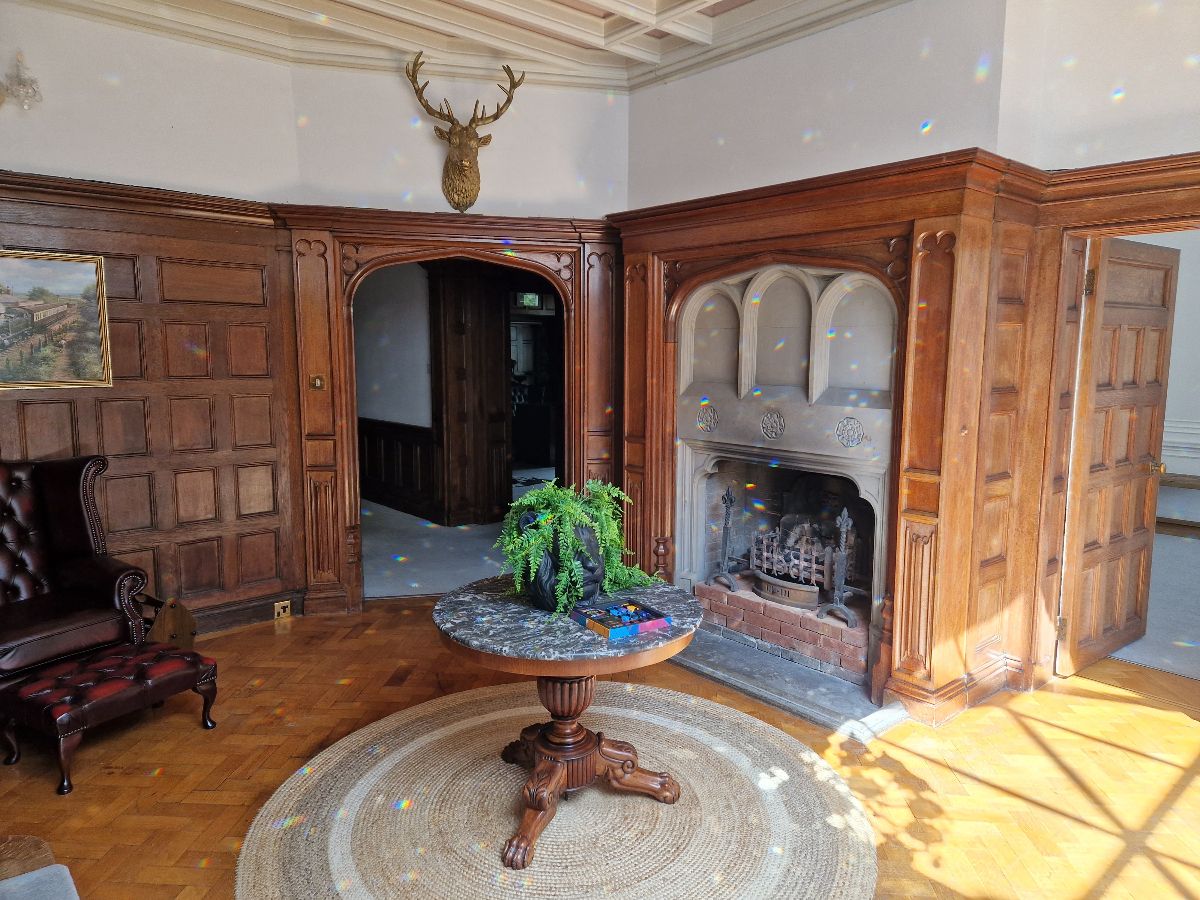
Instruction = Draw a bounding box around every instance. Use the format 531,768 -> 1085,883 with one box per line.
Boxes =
1,602 -> 1198,899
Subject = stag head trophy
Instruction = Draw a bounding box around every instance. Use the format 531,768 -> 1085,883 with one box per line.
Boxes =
405,52 -> 526,213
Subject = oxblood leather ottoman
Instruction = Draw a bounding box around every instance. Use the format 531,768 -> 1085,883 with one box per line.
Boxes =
0,643 -> 217,794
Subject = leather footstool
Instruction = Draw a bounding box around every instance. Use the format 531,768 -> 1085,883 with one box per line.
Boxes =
0,643 -> 217,794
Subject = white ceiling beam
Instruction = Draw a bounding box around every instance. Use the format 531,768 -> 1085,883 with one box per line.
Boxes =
250,0 -> 597,69
447,0 -> 660,62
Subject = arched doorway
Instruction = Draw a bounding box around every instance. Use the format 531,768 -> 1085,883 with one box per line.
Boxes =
350,257 -> 565,598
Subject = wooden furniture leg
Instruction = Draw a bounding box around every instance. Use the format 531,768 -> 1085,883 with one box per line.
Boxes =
597,736 -> 681,803
194,680 -> 217,729
501,722 -> 545,769
502,755 -> 566,869
56,732 -> 83,795
498,674 -> 681,869
2,717 -> 17,766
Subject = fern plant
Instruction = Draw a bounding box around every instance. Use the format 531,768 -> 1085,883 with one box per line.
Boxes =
495,479 -> 655,615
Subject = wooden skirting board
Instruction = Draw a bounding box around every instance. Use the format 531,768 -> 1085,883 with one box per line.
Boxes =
1155,517 -> 1200,539
1161,472 -> 1200,491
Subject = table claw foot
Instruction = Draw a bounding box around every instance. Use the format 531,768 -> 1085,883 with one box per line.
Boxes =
502,755 -> 566,869
501,723 -> 545,768
598,735 -> 681,804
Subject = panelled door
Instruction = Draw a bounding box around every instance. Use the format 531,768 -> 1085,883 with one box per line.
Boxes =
1056,237 -> 1179,676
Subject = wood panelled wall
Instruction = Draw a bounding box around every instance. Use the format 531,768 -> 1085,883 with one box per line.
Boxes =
0,175 -> 304,626
614,149 -> 1200,723
5,150 -> 1200,718
357,418 -> 437,521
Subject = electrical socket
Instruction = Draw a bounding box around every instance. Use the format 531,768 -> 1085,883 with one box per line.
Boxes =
274,600 -> 292,619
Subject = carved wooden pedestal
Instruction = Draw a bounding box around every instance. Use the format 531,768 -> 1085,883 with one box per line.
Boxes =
498,675 -> 680,869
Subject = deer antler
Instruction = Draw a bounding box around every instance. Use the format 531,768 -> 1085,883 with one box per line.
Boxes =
405,51 -> 456,124
469,64 -> 526,127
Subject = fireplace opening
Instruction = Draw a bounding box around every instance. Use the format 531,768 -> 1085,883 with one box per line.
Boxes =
673,263 -> 896,697
696,461 -> 875,685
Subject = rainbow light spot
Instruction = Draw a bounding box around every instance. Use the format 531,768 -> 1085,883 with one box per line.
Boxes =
773,338 -> 786,351
296,115 -> 310,128
1173,640 -> 1199,647
147,767 -> 164,777
1186,54 -> 1200,69
197,858 -> 211,869
919,119 -> 933,134
974,53 -> 991,83
271,814 -> 307,830
699,395 -> 710,406
392,554 -> 409,563
745,482 -> 756,489
1111,86 -> 1126,102
768,458 -> 780,468
298,765 -> 314,776
336,678 -> 353,685
1061,55 -> 1078,70
752,388 -> 762,396
393,798 -> 413,810
750,293 -> 762,306
751,499 -> 766,511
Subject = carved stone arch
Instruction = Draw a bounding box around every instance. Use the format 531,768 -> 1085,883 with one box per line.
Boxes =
675,282 -> 742,395
664,250 -> 905,344
809,271 -> 897,405
738,266 -> 823,400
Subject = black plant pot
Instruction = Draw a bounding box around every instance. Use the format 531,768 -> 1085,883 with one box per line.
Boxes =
519,512 -> 605,612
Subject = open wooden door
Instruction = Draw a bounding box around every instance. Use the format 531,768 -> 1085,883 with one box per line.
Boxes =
1056,237 -> 1180,676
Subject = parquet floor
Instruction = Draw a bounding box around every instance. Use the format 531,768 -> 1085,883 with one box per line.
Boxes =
1,602 -> 1198,899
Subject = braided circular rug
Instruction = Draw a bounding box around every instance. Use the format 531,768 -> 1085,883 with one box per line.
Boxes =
237,682 -> 876,899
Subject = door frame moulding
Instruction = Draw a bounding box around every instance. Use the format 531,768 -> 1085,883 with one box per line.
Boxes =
277,207 -> 621,615
1032,208 -> 1200,689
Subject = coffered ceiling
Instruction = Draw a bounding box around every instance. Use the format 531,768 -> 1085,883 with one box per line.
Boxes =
32,0 -> 908,89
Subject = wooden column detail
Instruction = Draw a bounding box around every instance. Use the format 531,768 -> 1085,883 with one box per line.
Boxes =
886,215 -> 993,723
292,231 -> 354,613
621,255 -> 651,570
583,243 -> 618,484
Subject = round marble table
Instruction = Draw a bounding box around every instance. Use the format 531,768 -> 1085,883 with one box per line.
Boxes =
434,575 -> 701,869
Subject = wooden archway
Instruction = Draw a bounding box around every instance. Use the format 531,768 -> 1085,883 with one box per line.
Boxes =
280,209 -> 620,614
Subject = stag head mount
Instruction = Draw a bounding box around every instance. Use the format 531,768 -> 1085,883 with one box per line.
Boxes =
405,51 -> 526,213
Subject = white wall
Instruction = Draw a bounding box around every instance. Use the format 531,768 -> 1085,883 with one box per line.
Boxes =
353,264 -> 432,428
0,2 -> 628,215
0,2 -> 300,200
1127,231 -> 1200,477
997,0 -> 1200,169
628,0 -> 1007,207
290,66 -> 627,216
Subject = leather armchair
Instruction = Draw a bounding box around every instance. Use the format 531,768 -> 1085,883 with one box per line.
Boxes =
0,456 -> 146,687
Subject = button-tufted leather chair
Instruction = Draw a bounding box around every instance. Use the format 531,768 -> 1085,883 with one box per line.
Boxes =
0,456 -> 146,689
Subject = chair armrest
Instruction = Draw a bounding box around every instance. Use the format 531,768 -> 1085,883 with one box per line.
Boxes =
58,556 -> 148,645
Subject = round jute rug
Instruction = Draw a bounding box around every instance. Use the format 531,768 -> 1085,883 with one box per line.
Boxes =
237,682 -> 876,899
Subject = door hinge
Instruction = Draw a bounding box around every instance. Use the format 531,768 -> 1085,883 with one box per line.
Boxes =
1056,615 -> 1067,641
1084,268 -> 1097,296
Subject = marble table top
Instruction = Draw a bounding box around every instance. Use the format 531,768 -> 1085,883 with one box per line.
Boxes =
434,575 -> 702,663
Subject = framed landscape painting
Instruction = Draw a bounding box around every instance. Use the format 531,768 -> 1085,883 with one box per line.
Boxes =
0,249 -> 111,389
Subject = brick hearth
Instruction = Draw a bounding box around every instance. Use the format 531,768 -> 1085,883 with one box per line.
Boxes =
694,576 -> 868,686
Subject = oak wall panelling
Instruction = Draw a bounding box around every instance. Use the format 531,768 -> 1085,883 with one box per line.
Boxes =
0,173 -> 305,630
612,150 -> 1052,724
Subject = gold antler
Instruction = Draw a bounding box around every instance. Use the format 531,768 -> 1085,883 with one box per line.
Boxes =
404,51 -> 456,124
470,64 -> 526,127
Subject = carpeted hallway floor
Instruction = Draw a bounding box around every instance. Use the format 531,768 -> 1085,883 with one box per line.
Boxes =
360,467 -> 555,598
1110,532 -> 1200,680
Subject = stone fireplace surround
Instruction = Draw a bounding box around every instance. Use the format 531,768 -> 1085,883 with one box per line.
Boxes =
671,262 -> 896,696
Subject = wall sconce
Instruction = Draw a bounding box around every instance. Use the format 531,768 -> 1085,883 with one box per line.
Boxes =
0,52 -> 42,111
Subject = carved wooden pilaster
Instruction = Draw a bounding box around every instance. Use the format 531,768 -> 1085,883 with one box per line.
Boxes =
622,257 -> 651,569
583,246 -> 618,484
293,231 -> 354,612
884,215 -> 993,724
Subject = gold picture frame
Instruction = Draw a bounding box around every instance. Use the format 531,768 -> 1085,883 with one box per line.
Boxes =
0,249 -> 111,389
